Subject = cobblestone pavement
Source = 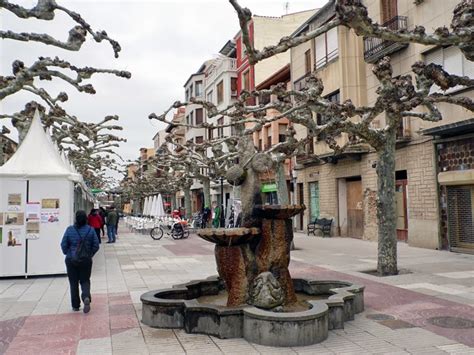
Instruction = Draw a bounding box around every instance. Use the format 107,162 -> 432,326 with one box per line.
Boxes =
1,225 -> 473,354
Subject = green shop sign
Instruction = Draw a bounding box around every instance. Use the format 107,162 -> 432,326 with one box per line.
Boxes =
261,183 -> 278,193
91,188 -> 103,194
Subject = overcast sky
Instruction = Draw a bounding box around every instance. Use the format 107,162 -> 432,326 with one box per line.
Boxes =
1,0 -> 328,175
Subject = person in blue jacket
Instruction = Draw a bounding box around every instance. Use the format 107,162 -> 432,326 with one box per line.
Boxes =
61,210 -> 100,313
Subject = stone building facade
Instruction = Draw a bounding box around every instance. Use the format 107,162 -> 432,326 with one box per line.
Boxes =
290,0 -> 473,251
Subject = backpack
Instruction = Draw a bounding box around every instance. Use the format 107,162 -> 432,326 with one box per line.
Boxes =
71,227 -> 92,266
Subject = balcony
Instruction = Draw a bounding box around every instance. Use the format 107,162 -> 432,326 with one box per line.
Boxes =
364,16 -> 409,63
206,58 -> 237,83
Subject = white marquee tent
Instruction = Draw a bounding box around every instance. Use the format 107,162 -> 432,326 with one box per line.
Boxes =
0,110 -> 94,277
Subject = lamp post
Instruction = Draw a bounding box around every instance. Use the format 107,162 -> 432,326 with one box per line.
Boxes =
220,176 -> 225,227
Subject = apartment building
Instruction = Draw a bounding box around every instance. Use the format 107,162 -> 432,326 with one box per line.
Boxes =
203,41 -> 238,209
290,0 -> 369,239
290,0 -> 473,252
234,10 -> 315,102
139,147 -> 156,179
183,61 -> 211,212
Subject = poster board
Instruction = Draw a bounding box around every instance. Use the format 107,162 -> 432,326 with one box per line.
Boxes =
0,179 -> 26,277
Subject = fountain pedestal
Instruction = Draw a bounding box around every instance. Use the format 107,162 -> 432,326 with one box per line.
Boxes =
198,227 -> 260,307
253,205 -> 304,307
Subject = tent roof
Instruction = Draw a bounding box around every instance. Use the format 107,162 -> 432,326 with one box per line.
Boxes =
0,110 -> 82,181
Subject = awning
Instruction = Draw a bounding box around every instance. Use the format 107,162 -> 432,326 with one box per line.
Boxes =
438,170 -> 474,186
261,183 -> 278,193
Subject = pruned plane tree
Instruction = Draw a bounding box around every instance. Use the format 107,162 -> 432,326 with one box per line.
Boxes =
0,0 -> 131,187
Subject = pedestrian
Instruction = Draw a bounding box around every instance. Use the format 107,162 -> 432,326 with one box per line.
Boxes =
61,210 -> 99,313
87,208 -> 102,244
99,207 -> 107,238
106,206 -> 119,243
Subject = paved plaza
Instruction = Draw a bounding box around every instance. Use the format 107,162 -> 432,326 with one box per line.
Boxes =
1,225 -> 473,355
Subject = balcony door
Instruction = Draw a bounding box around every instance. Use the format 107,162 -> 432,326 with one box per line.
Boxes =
381,0 -> 397,24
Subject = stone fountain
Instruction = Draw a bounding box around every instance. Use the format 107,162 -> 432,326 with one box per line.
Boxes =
141,150 -> 364,346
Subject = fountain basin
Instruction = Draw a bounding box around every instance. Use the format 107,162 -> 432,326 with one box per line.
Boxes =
253,204 -> 306,219
197,227 -> 260,246
141,276 -> 364,346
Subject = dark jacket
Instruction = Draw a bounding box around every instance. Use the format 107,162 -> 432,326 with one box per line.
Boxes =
106,210 -> 118,226
61,224 -> 100,259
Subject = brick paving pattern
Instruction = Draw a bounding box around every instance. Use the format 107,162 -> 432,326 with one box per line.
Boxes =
1,225 -> 473,354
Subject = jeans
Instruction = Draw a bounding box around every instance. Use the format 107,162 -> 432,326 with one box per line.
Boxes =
107,224 -> 117,242
94,228 -> 101,244
65,258 -> 92,309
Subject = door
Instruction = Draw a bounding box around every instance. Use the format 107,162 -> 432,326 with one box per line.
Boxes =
347,179 -> 363,238
447,185 -> 474,252
309,182 -> 320,222
395,179 -> 408,241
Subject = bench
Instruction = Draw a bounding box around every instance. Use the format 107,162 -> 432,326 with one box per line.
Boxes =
307,218 -> 333,238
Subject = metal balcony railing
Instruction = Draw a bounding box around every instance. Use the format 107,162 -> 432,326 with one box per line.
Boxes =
364,16 -> 409,63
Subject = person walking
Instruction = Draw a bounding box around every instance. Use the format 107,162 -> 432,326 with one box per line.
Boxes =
61,210 -> 99,313
99,207 -> 107,238
106,206 -> 118,243
87,209 -> 102,244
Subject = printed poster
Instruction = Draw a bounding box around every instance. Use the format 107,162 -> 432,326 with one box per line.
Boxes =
26,221 -> 40,240
4,212 -> 25,225
7,193 -> 21,211
41,211 -> 59,224
26,202 -> 41,220
6,228 -> 22,247
42,199 -> 60,209
0,213 -> 3,225
0,227 -> 2,244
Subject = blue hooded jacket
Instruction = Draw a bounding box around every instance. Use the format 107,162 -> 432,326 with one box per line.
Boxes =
61,224 -> 99,259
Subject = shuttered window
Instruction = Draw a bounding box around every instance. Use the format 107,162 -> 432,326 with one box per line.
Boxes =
424,46 -> 473,93
195,108 -> 203,125
315,27 -> 339,69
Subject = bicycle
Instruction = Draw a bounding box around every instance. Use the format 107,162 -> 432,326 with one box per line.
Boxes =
150,219 -> 189,240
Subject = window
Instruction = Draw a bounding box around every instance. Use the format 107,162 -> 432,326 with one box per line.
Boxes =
217,117 -> 224,138
195,136 -> 204,144
278,124 -> 288,143
266,129 -> 272,149
231,78 -> 238,97
425,46 -> 474,93
381,0 -> 397,24
195,81 -> 203,97
305,49 -> 312,74
189,84 -> 193,99
242,70 -> 250,91
315,27 -> 339,69
259,92 -> 271,105
189,111 -> 194,125
208,128 -> 213,140
207,90 -> 213,103
217,80 -> 224,104
186,115 -> 190,125
195,108 -> 203,125
317,91 -> 340,141
185,89 -> 189,101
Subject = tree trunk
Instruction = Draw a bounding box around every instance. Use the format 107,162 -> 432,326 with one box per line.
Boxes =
376,129 -> 398,275
184,186 -> 192,219
275,162 -> 289,205
238,135 -> 262,228
202,179 -> 211,208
